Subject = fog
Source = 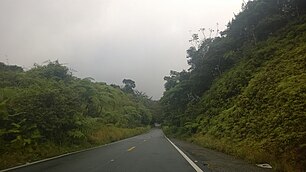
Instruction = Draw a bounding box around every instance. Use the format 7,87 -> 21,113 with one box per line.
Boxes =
0,0 -> 241,99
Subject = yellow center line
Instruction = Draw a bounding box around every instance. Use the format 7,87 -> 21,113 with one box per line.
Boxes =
127,146 -> 136,152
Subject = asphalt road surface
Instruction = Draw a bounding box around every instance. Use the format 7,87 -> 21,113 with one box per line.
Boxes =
9,129 -> 197,172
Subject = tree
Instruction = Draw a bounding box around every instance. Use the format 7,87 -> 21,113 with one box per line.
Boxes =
122,79 -> 136,94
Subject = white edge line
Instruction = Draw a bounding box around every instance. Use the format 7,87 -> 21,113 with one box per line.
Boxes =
165,136 -> 203,172
0,134 -> 142,172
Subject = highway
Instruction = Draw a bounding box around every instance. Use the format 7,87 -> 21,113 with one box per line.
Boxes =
9,129 -> 200,172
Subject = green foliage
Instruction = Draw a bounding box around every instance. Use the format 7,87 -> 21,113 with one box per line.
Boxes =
0,126 -> 149,170
0,61 -> 153,169
161,1 -> 306,171
28,60 -> 71,81
122,79 -> 136,94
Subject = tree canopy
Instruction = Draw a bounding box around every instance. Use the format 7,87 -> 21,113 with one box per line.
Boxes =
0,61 -> 157,169
160,0 -> 306,170
122,79 -> 136,94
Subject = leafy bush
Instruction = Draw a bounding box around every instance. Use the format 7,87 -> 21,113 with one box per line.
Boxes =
0,61 -> 153,169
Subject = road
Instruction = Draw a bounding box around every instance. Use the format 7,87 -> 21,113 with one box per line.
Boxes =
172,139 -> 272,172
9,129 -> 198,172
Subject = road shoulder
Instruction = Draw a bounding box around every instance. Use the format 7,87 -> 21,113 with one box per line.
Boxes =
170,138 -> 272,172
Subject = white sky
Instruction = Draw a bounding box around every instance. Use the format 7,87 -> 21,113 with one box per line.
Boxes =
0,0 -> 242,99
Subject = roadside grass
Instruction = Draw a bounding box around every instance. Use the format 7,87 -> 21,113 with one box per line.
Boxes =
87,125 -> 149,145
0,126 -> 149,170
189,134 -> 301,172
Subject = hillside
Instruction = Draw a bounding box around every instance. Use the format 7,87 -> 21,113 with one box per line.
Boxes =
0,61 -> 153,169
161,0 -> 306,171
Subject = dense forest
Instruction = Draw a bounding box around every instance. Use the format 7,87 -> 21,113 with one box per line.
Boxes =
0,61 -> 158,169
1,0 -> 306,171
161,0 -> 306,171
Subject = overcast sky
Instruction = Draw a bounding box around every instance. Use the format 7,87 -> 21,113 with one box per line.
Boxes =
0,0 -> 242,99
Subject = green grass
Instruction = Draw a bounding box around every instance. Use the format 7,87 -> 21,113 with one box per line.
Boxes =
189,134 -> 303,171
0,126 -> 149,170
162,19 -> 306,172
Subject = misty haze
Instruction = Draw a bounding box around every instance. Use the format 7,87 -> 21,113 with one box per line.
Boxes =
1,0 -> 305,172
0,0 -> 241,99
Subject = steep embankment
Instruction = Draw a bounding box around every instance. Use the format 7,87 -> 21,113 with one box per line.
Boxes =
161,1 -> 306,170
190,20 -> 306,171
0,61 -> 151,169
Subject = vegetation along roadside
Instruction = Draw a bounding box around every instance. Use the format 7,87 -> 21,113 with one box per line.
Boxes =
161,0 -> 306,171
0,61 -> 156,170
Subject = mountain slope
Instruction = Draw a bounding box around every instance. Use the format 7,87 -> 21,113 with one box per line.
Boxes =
190,20 -> 306,171
161,1 -> 306,171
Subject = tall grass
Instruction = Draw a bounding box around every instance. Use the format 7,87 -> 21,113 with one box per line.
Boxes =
0,126 -> 149,170
189,134 -> 302,171
88,125 -> 149,145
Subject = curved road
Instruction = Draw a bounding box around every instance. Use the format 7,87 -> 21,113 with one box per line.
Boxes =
10,129 -> 198,172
